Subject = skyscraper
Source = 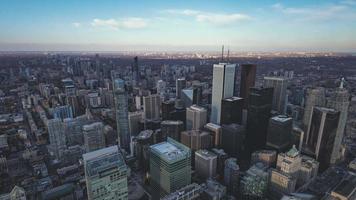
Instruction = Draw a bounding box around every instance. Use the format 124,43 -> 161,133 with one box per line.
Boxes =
176,78 -> 186,99
204,123 -> 222,147
186,105 -> 207,130
224,158 -> 240,196
132,56 -> 139,86
47,118 -> 66,160
52,105 -> 73,120
195,150 -> 217,179
150,138 -> 191,199
181,86 -> 202,107
304,107 -> 340,171
326,83 -> 350,164
240,64 -> 257,109
83,122 -> 105,152
221,96 -> 244,125
180,130 -> 212,151
211,63 -> 236,124
161,120 -> 184,141
83,146 -> 128,200
221,123 -> 245,158
266,115 -> 293,152
245,87 -> 274,156
143,94 -> 161,121
264,76 -> 288,114
113,78 -> 130,152
303,87 -> 326,129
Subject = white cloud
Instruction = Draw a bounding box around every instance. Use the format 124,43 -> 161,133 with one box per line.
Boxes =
72,22 -> 81,27
91,18 -> 147,30
272,2 -> 355,21
163,9 -> 251,25
341,0 -> 356,6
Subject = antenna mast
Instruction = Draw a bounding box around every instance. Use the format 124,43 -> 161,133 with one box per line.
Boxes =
221,45 -> 224,62
227,48 -> 230,62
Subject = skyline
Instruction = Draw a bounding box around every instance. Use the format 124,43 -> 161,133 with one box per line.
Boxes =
1,0 -> 356,52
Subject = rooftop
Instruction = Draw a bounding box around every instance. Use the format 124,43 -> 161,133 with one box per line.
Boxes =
150,139 -> 189,162
272,115 -> 292,123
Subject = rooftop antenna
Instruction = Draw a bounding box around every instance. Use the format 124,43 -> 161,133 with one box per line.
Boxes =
340,77 -> 345,89
227,48 -> 230,63
221,45 -> 224,62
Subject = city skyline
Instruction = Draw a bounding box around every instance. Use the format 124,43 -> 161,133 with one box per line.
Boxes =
1,0 -> 356,52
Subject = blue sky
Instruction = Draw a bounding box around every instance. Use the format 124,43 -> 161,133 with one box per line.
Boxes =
0,0 -> 356,51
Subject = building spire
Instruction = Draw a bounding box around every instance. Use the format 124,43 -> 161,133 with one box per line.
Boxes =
339,77 -> 345,89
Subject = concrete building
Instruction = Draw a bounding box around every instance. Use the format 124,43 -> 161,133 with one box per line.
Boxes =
224,158 -> 240,196
161,183 -> 202,200
264,76 -> 288,114
195,150 -> 217,179
298,155 -> 319,187
47,118 -> 66,160
240,163 -> 269,199
83,122 -> 105,152
186,105 -> 207,130
161,120 -> 184,142
180,130 -> 212,151
143,94 -> 161,121
251,150 -> 277,167
128,111 -> 143,137
150,138 -> 191,199
204,123 -> 222,147
201,179 -> 226,200
211,63 -> 236,124
83,146 -> 128,200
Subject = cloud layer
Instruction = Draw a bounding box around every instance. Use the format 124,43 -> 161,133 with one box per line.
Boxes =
91,18 -> 147,29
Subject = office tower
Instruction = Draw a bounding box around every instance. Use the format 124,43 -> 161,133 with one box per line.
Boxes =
201,179 -> 226,200
251,150 -> 277,167
143,94 -> 161,121
132,56 -> 139,86
128,111 -> 143,137
240,64 -> 257,109
303,87 -> 326,129
211,148 -> 228,177
83,146 -> 128,200
180,130 -> 212,151
52,105 -> 73,120
156,80 -> 166,98
291,126 -> 304,151
161,120 -> 184,141
298,155 -> 319,186
264,76 -> 288,114
181,87 -> 202,107
266,115 -> 293,152
269,146 -> 302,199
240,163 -> 269,199
83,122 -> 105,153
162,100 -> 175,120
113,78 -> 130,152
326,83 -> 350,164
224,158 -> 240,196
304,107 -> 340,171
221,123 -> 245,158
221,97 -> 244,125
211,63 -> 236,124
246,87 -> 274,156
62,78 -> 76,97
47,118 -> 66,159
135,130 -> 153,172
150,138 -> 191,199
195,150 -> 217,179
186,105 -> 207,130
204,123 -> 222,147
176,78 -> 186,99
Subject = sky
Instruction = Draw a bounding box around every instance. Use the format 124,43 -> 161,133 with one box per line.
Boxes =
0,0 -> 356,52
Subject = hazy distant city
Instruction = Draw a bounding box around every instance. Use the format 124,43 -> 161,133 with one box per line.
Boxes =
1,0 -> 356,200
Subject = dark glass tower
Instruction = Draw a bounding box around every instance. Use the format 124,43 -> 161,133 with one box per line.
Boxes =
221,96 -> 244,125
240,64 -> 257,109
245,87 -> 274,157
266,115 -> 293,152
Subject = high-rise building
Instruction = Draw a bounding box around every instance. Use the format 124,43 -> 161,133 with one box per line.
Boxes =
113,78 -> 130,152
181,86 -> 202,107
83,122 -> 105,152
128,111 -> 143,137
298,155 -> 319,187
303,87 -> 326,129
156,80 -> 166,98
204,123 -> 222,147
245,87 -> 274,156
135,130 -> 153,172
304,107 -> 340,171
240,163 -> 269,199
195,150 -> 217,179
224,158 -> 240,196
211,63 -> 236,124
240,64 -> 257,109
162,100 -> 175,120
266,115 -> 293,152
161,120 -> 184,141
161,183 -> 202,200
132,56 -> 139,86
211,148 -> 228,177
150,138 -> 191,199
52,105 -> 73,120
143,94 -> 161,121
83,146 -> 128,200
180,130 -> 212,151
176,78 -> 186,99
47,118 -> 66,159
201,179 -> 226,200
264,77 -> 288,114
186,105 -> 207,130
221,123 -> 245,158
251,150 -> 277,167
221,97 -> 244,125
326,84 -> 350,164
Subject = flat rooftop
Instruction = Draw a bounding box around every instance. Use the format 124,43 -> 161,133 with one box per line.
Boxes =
151,140 -> 188,162
83,145 -> 118,161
